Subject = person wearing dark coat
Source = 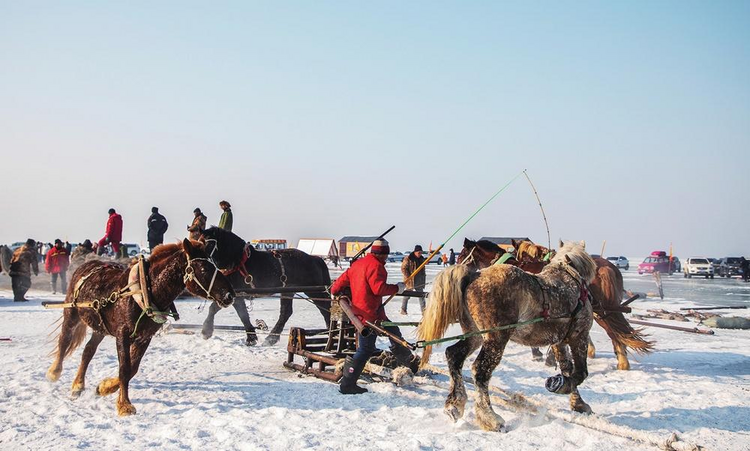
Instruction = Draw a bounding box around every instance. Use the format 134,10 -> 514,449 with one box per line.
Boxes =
400,244 -> 427,314
10,239 -> 39,302
45,239 -> 70,294
147,207 -> 169,251
449,248 -> 456,265
741,257 -> 749,282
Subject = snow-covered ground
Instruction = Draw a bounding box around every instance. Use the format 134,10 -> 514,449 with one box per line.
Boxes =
0,266 -> 748,451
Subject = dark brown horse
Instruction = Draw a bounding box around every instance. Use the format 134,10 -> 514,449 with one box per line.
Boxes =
200,227 -> 331,346
419,241 -> 598,431
47,239 -> 235,416
459,238 -> 653,370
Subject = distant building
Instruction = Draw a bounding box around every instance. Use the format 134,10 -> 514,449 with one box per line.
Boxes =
297,239 -> 339,262
338,236 -> 380,259
251,239 -> 287,251
479,236 -> 532,252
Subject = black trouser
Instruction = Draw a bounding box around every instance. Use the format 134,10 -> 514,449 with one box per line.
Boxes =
352,323 -> 411,367
148,238 -> 163,251
51,271 -> 67,293
12,275 -> 31,301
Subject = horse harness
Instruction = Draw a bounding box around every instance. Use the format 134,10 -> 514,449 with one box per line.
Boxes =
219,242 -> 289,290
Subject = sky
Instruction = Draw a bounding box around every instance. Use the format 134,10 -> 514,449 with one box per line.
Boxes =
1,1 -> 749,257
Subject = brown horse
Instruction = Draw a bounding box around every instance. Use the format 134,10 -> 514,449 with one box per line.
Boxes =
459,238 -> 653,370
47,239 -> 235,416
419,241 -> 598,431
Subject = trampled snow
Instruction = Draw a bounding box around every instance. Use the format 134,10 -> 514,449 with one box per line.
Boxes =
0,265 -> 748,450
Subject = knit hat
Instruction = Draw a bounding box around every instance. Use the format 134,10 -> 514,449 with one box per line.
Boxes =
194,208 -> 202,214
414,245 -> 423,252
371,239 -> 390,254
54,239 -> 63,245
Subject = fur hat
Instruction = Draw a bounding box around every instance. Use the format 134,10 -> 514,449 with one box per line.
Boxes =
108,208 -> 116,214
152,206 -> 159,213
220,200 -> 231,208
413,245 -> 423,252
25,238 -> 36,247
371,239 -> 390,254
194,208 -> 202,214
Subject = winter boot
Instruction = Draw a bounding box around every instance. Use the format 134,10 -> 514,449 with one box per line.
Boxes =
339,356 -> 368,395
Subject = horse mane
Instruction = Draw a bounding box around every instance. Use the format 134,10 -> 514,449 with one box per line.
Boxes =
475,240 -> 504,254
549,241 -> 597,283
202,226 -> 247,264
149,240 -> 205,266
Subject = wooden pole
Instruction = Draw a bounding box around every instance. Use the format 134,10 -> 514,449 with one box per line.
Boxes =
629,319 -> 714,335
600,240 -> 606,257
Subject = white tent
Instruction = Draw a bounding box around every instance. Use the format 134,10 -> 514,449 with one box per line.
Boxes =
297,239 -> 338,260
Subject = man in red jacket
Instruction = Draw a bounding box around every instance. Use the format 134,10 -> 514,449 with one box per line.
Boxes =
330,239 -> 414,394
97,208 -> 123,255
45,239 -> 70,294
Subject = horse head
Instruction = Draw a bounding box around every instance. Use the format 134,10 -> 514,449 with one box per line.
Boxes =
182,238 -> 235,307
201,226 -> 247,270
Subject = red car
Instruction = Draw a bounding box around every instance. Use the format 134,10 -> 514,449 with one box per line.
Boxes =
638,251 -> 676,275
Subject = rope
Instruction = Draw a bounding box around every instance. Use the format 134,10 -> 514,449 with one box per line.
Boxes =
416,317 -> 545,348
523,170 -> 552,251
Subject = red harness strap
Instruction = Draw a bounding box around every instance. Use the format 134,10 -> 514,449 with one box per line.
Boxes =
221,243 -> 251,278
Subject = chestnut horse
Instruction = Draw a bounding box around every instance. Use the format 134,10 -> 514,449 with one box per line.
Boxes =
459,238 -> 653,370
419,242 -> 598,431
47,239 -> 235,416
200,227 -> 331,346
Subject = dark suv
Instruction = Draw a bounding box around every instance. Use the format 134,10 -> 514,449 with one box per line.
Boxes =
717,257 -> 743,278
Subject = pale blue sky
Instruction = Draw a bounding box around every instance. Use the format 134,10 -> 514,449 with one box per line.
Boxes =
1,1 -> 748,257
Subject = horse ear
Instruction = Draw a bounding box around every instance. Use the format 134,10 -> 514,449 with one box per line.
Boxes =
464,238 -> 471,247
559,239 -> 565,249
183,238 -> 195,257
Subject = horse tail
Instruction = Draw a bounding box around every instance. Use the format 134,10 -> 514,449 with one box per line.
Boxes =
593,264 -> 654,355
48,314 -> 88,360
417,265 -> 473,368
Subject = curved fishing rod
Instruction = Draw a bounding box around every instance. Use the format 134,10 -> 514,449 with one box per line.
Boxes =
522,170 -> 551,251
382,169 -> 526,306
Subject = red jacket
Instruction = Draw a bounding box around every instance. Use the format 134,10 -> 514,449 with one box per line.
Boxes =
45,247 -> 70,274
330,253 -> 398,323
105,213 -> 123,242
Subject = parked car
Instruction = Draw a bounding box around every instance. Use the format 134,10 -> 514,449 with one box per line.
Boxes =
638,251 -> 675,275
606,256 -> 630,270
387,252 -> 405,263
427,251 -> 443,265
671,256 -> 682,273
716,257 -> 743,278
683,257 -> 714,279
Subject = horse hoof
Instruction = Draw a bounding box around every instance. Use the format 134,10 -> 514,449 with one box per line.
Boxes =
46,369 -> 61,382
531,348 -> 543,361
96,378 -> 120,396
201,328 -> 214,340
617,361 -> 630,371
262,335 -> 280,346
245,334 -> 258,346
544,352 -> 557,367
117,402 -> 137,416
444,405 -> 463,423
71,383 -> 84,398
476,411 -> 505,432
572,402 -> 593,415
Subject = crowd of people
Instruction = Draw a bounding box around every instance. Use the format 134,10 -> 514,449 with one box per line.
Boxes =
4,200 -> 233,302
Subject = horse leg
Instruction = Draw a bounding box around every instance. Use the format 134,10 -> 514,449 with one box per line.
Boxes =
263,296 -> 292,346
551,343 -> 573,376
567,334 -> 593,414
114,332 -> 136,416
232,298 -> 258,346
444,335 -> 483,422
472,333 -> 511,432
94,336 -> 153,398
588,335 -> 596,359
70,332 -> 105,398
614,341 -> 630,370
201,301 -> 221,339
47,309 -> 86,382
531,347 -> 543,361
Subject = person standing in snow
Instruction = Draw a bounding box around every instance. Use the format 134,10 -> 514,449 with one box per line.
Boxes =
97,208 -> 123,256
448,248 -> 456,266
45,239 -> 70,294
187,208 -> 207,240
330,239 -> 414,395
218,200 -> 233,232
147,206 -> 169,251
9,239 -> 39,302
400,244 -> 427,314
